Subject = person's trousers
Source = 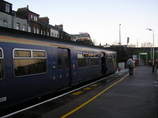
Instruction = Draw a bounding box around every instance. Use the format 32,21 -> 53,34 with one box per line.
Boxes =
128,67 -> 134,76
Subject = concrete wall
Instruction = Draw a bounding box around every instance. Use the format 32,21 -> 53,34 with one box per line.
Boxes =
0,12 -> 12,28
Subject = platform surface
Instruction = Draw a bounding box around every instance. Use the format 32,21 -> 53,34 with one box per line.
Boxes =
42,66 -> 158,118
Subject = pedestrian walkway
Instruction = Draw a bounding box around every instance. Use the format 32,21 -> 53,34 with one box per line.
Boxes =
42,66 -> 158,118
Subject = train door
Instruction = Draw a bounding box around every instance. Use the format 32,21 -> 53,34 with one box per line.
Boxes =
101,52 -> 107,74
57,48 -> 71,87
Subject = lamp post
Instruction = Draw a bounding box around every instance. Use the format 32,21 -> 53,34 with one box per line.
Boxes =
146,28 -> 154,73
119,24 -> 121,45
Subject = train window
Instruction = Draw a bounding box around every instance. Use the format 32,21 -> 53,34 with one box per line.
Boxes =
64,52 -> 69,69
90,53 -> 99,66
108,56 -> 113,63
113,55 -> 116,62
13,49 -> 47,76
77,52 -> 89,67
33,51 -> 46,57
0,50 -> 2,57
14,50 -> 31,57
57,52 -> 62,70
0,48 -> 4,79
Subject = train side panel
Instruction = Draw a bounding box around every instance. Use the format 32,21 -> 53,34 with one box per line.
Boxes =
0,27 -> 117,113
0,43 -> 60,110
73,49 -> 102,83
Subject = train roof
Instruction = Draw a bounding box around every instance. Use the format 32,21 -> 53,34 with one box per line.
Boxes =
0,26 -> 116,53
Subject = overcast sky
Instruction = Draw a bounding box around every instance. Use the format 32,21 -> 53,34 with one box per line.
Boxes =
7,0 -> 158,47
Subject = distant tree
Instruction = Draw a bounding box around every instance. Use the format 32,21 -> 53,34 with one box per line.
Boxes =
128,44 -> 136,47
93,39 -> 97,45
141,42 -> 152,47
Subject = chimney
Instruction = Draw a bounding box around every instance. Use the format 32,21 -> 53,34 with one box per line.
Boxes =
27,5 -> 29,9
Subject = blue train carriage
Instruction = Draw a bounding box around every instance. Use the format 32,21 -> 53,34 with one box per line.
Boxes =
0,26 -> 117,112
0,27 -> 73,111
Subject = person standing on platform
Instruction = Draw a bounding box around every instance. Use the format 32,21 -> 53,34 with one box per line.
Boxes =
101,53 -> 107,75
126,57 -> 135,76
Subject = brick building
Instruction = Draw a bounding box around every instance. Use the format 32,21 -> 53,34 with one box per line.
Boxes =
55,24 -> 71,40
17,6 -> 40,34
39,17 -> 50,36
0,0 -> 83,41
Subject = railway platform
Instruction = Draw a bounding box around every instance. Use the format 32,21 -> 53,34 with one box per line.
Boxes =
42,66 -> 158,118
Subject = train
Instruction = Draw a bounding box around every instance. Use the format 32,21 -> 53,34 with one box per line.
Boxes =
0,26 -> 117,113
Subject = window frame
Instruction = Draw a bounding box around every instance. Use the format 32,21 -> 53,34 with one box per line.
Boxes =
90,52 -> 99,66
3,19 -> 8,27
5,3 -> 10,13
13,48 -> 47,77
23,24 -> 26,31
77,52 -> 89,68
57,52 -> 62,70
0,47 -> 4,80
16,22 -> 20,30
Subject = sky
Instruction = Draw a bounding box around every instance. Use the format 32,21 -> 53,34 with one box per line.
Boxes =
7,0 -> 158,47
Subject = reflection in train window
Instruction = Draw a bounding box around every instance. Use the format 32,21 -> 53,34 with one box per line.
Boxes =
33,51 -> 46,57
0,48 -> 4,79
90,53 -> 99,66
77,52 -> 89,67
13,49 -> 47,76
64,52 -> 69,69
14,50 -> 31,57
0,50 -> 2,57
108,56 -> 113,63
57,52 -> 62,70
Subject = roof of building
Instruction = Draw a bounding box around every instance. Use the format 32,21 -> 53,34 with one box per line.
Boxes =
49,25 -> 60,30
17,6 -> 39,16
12,10 -> 26,19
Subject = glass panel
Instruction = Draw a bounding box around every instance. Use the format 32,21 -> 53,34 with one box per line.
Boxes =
14,59 -> 46,76
90,53 -> 99,66
0,60 -> 4,78
91,58 -> 99,65
78,53 -> 89,67
0,50 -> 2,57
5,3 -> 10,13
16,23 -> 20,30
108,57 -> 113,63
3,19 -> 8,27
57,53 -> 62,70
23,24 -> 26,31
64,52 -> 69,69
14,50 -> 31,57
33,51 -> 46,57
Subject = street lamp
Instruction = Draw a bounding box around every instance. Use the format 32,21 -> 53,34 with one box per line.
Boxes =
118,24 -> 121,45
146,28 -> 154,73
